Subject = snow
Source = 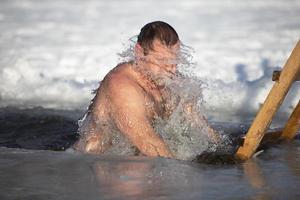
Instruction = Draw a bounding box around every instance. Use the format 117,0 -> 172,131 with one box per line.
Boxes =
0,0 -> 299,122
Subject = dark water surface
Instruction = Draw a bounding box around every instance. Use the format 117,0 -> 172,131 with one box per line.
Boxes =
1,107 -> 300,200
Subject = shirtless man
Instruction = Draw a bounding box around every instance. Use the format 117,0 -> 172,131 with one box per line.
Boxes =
73,21 -> 219,158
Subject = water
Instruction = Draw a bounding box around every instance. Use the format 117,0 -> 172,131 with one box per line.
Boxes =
151,74 -> 234,160
1,107 -> 300,199
1,141 -> 300,200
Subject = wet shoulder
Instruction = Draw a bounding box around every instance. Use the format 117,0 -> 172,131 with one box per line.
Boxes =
103,62 -> 142,98
104,62 -> 132,82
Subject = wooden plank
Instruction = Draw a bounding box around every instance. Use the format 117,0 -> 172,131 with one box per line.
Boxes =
280,100 -> 300,140
235,40 -> 300,160
273,70 -> 300,82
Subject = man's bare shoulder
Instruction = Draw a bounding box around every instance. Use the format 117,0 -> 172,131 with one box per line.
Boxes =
103,62 -> 132,82
103,62 -> 143,102
104,62 -> 133,86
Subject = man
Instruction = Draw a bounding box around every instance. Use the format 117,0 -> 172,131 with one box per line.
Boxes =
73,21 -> 219,158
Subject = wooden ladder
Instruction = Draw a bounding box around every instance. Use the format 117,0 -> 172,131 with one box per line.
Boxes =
235,40 -> 300,160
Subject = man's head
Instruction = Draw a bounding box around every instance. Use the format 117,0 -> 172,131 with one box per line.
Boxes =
137,21 -> 179,55
135,21 -> 180,77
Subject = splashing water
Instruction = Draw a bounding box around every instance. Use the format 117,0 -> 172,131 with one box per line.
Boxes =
77,112 -> 139,155
120,37 -> 238,160
77,37 -> 236,161
151,75 -> 236,160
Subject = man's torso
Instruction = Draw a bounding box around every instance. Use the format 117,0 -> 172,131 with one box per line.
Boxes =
74,62 -> 177,154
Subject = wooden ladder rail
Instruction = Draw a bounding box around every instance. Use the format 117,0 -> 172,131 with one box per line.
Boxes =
235,40 -> 300,160
280,100 -> 300,140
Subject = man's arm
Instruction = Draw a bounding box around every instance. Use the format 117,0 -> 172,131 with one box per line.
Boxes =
73,111 -> 105,153
109,79 -> 173,158
73,87 -> 107,154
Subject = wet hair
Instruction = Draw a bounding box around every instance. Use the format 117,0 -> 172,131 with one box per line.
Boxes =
137,21 -> 179,54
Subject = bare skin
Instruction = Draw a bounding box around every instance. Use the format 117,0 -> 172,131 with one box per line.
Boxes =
73,39 -> 219,158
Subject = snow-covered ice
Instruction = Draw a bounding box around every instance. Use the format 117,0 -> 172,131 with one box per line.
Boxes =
0,0 -> 299,123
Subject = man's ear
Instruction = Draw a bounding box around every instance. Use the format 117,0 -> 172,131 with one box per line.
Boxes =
134,43 -> 144,59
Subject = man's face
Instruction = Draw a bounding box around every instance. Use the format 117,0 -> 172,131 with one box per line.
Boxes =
137,39 -> 180,78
